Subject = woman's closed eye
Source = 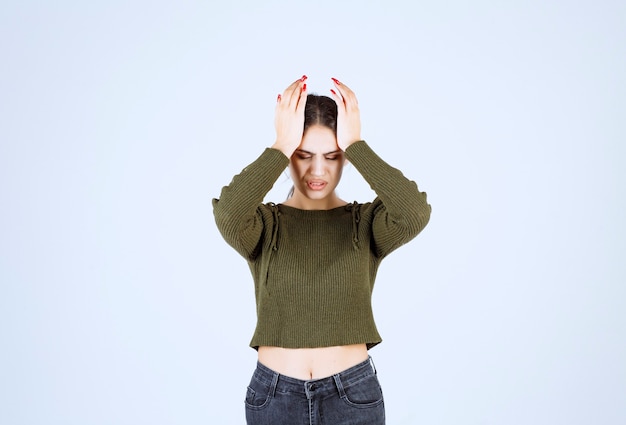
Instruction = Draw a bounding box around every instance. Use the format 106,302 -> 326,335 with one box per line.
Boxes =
295,150 -> 342,161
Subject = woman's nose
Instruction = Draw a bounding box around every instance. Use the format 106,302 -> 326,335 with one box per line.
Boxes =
310,156 -> 324,176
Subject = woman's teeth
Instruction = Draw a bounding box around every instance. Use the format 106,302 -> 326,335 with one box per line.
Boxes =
308,181 -> 326,190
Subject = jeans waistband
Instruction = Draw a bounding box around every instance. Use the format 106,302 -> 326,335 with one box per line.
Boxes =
252,356 -> 376,400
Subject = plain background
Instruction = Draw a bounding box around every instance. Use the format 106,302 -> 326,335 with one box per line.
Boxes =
1,0 -> 624,424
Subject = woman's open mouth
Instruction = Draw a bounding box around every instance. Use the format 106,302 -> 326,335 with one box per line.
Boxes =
307,180 -> 327,191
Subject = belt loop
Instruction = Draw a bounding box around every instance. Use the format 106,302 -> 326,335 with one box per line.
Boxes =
369,355 -> 377,374
269,371 -> 279,398
333,374 -> 346,398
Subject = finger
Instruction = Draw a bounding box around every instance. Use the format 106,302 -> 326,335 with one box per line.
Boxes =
331,77 -> 353,95
329,88 -> 346,116
296,83 -> 308,114
280,81 -> 300,107
285,75 -> 306,91
281,82 -> 302,110
280,75 -> 307,107
331,78 -> 358,108
329,87 -> 343,105
275,93 -> 282,116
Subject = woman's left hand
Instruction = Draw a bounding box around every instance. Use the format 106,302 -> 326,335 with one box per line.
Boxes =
329,78 -> 362,151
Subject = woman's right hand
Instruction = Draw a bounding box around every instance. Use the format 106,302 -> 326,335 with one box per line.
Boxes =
271,75 -> 307,157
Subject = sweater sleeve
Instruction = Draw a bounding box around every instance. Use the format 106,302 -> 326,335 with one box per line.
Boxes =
345,141 -> 431,258
212,148 -> 290,259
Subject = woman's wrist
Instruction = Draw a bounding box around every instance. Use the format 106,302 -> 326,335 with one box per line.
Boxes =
271,141 -> 295,158
340,138 -> 362,151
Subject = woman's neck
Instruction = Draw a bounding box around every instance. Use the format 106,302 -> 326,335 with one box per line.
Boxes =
282,193 -> 346,210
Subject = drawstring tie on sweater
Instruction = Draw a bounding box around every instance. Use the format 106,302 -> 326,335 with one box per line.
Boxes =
269,203 -> 280,251
349,201 -> 360,250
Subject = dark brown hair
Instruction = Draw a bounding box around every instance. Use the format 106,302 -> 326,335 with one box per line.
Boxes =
304,94 -> 337,134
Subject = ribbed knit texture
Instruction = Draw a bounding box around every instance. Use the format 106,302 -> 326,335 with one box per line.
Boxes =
213,141 -> 431,349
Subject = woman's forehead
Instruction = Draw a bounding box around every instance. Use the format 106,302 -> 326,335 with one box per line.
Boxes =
300,125 -> 337,152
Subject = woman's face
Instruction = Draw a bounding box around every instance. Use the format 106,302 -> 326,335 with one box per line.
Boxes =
288,124 -> 345,209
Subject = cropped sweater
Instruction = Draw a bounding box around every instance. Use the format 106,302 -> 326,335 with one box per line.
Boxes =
212,141 -> 431,349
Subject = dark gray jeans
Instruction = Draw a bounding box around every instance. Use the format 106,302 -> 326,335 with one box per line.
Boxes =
245,357 -> 385,425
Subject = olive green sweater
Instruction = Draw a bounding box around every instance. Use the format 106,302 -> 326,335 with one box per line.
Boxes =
212,141 -> 431,349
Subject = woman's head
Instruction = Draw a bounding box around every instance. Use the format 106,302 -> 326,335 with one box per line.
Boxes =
285,94 -> 346,209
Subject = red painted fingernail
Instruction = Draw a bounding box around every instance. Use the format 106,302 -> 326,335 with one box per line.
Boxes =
301,75 -> 308,81
277,94 -> 281,102
331,77 -> 340,85
330,89 -> 337,95
302,83 -> 307,91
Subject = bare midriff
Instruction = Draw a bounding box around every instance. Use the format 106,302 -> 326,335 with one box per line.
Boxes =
257,344 -> 369,380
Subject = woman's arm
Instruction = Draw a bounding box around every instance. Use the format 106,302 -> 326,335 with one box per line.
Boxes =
346,141 -> 431,257
331,78 -> 431,257
212,149 -> 288,259
212,76 -> 308,259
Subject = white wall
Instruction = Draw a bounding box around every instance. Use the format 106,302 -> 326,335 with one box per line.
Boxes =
1,1 -> 624,424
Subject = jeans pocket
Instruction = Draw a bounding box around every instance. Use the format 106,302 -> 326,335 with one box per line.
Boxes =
343,375 -> 383,408
244,377 -> 272,410
342,374 -> 384,408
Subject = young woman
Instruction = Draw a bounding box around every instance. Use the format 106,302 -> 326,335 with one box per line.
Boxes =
213,76 -> 431,425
